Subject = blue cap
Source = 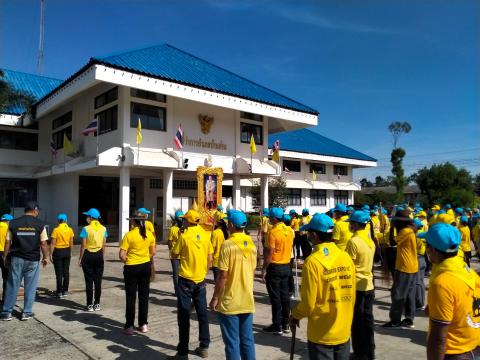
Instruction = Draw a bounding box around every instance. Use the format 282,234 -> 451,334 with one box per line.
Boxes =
362,204 -> 370,211
413,218 -> 423,229
438,209 -> 446,214
1,214 -> 13,221
282,214 -> 292,223
382,208 -> 388,215
227,209 -> 240,216
262,208 -> 269,217
455,207 -> 463,214
228,211 -> 247,228
289,209 -> 297,215
302,208 -> 309,215
460,215 -> 468,224
346,210 -> 371,224
300,213 -> 334,233
270,207 -> 284,220
217,205 -> 223,211
57,213 -> 68,222
465,207 -> 471,212
174,210 -> 184,219
445,204 -> 452,209
83,208 -> 100,219
422,223 -> 461,253
346,206 -> 354,212
333,203 -> 347,213
373,205 -> 379,210
137,207 -> 151,215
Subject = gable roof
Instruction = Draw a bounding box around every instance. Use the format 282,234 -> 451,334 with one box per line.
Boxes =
92,43 -> 317,115
269,128 -> 376,162
1,69 -> 63,115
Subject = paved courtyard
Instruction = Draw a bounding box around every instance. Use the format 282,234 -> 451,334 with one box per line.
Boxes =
1,241 -> 477,360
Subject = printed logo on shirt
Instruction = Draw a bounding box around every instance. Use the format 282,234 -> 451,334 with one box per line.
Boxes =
323,247 -> 329,256
244,241 -> 247,247
197,234 -> 201,241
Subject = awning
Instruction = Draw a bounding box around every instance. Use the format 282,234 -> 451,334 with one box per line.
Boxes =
282,179 -> 361,191
235,158 -> 278,175
99,146 -> 178,168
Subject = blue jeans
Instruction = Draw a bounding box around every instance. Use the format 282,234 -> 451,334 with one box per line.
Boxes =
2,256 -> 40,315
170,259 -> 180,296
176,277 -> 210,355
218,313 -> 255,360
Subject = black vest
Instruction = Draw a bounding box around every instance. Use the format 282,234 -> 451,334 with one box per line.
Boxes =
9,215 -> 46,261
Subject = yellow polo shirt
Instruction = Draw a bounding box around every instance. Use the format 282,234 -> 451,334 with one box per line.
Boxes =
268,222 -> 294,264
459,225 -> 471,252
345,229 -> 375,291
168,224 -> 180,259
217,232 -> 257,315
212,228 -> 226,268
51,223 -> 75,249
291,218 -> 301,232
80,220 -> 107,252
172,224 -> 213,283
395,227 -> 418,273
146,220 -> 155,237
428,257 -> 480,355
0,222 -> 8,252
119,227 -> 155,265
292,242 -> 356,345
300,215 -> 312,235
332,215 -> 353,251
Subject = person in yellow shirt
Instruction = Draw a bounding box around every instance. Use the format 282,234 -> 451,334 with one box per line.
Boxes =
50,214 -> 74,298
429,205 -> 441,226
332,203 -> 353,251
299,208 -> 313,259
119,216 -> 156,335
413,219 -> 427,311
262,207 -> 294,335
79,208 -> 108,312
168,210 -> 183,296
383,208 -> 418,329
211,213 -> 228,281
0,214 -> 13,303
290,213 -> 356,360
454,208 -> 464,227
136,207 -> 155,238
209,210 -> 257,360
171,209 -> 213,359
472,214 -> 480,259
289,210 -> 302,259
345,211 -> 376,360
458,215 -> 472,267
445,204 -> 454,217
424,223 -> 480,360
258,208 -> 271,267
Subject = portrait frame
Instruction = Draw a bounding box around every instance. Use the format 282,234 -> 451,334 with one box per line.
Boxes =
197,166 -> 223,212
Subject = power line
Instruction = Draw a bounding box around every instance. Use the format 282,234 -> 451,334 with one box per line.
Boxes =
374,147 -> 480,161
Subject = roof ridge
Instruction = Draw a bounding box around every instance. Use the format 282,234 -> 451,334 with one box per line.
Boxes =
165,44 -> 317,113
1,68 -> 63,82
93,42 -> 168,61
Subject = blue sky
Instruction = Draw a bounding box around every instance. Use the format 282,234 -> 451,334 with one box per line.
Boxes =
1,0 -> 479,180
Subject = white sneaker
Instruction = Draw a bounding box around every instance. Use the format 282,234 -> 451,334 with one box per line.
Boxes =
93,304 -> 101,311
86,305 -> 94,312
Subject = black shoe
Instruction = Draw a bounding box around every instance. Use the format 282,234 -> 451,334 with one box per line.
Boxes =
262,324 -> 283,335
401,318 -> 415,328
282,325 -> 290,334
382,321 -> 402,328
194,347 -> 208,358
21,312 -> 34,321
0,312 -> 12,321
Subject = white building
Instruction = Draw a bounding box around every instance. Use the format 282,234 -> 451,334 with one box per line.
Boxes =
0,44 -> 376,239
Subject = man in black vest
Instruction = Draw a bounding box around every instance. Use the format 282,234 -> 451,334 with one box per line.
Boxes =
0,201 -> 49,321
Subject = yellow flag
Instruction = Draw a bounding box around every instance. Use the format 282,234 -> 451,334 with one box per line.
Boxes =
272,149 -> 279,163
63,133 -> 74,155
312,170 -> 317,181
136,118 -> 143,145
249,134 -> 256,155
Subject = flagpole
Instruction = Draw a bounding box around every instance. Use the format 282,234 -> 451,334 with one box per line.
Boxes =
95,117 -> 99,161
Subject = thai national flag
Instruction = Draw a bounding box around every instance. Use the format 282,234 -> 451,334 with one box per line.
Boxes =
81,118 -> 98,136
174,124 -> 183,150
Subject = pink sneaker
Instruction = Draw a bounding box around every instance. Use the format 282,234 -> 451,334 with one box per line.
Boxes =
123,326 -> 134,335
137,324 -> 148,333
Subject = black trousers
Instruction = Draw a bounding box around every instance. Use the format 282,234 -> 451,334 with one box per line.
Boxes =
299,234 -> 312,259
351,290 -> 375,360
0,252 -> 8,302
266,263 -> 291,328
293,233 -> 302,258
52,248 -> 71,294
81,250 -> 104,305
123,262 -> 151,328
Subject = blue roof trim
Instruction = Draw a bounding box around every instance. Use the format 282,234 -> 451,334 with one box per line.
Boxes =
269,128 -> 377,162
1,69 -> 63,115
92,44 -> 318,115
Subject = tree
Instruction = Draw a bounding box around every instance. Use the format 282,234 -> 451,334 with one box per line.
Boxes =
388,121 -> 411,203
269,176 -> 288,209
474,173 -> 480,196
374,176 -> 390,187
0,70 -> 34,114
412,162 -> 475,207
360,178 -> 373,188
388,121 -> 412,148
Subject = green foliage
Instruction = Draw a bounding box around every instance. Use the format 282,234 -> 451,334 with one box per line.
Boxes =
375,176 -> 390,187
474,174 -> 480,196
360,178 -> 373,188
388,121 -> 412,148
412,162 -> 475,207
269,176 -> 288,209
0,70 -> 35,114
246,214 -> 260,230
355,191 -> 396,207
391,147 -> 406,203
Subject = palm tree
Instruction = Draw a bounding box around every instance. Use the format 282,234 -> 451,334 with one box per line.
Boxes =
388,121 -> 412,148
0,69 -> 35,114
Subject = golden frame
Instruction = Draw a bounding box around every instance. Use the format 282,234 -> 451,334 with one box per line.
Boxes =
197,166 -> 223,214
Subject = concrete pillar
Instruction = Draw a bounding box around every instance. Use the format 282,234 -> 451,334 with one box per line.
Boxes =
260,176 -> 269,210
233,175 -> 241,210
119,167 -> 130,240
163,169 -> 174,241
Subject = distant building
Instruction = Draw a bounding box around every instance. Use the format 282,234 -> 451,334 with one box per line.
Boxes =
360,185 -> 421,204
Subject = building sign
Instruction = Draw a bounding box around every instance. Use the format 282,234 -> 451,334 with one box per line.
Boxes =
183,136 -> 227,150
198,114 -> 214,134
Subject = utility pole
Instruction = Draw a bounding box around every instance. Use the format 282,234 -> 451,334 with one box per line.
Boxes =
37,0 -> 45,74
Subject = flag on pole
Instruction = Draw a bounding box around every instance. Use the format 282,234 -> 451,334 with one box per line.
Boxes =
63,134 -> 74,156
249,134 -> 257,155
174,124 -> 184,149
272,139 -> 280,163
49,138 -> 57,158
136,118 -> 143,145
312,170 -> 317,182
284,167 -> 292,175
81,118 -> 98,136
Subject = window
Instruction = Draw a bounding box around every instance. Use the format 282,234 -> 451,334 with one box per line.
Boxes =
52,112 -> 72,130
52,126 -> 72,150
311,189 -> 327,206
283,159 -> 301,173
240,111 -> 263,122
240,122 -> 263,145
334,165 -> 348,176
173,180 -> 197,190
95,87 -> 118,109
130,102 -> 166,131
131,88 -> 166,103
95,106 -> 118,135
334,190 -> 349,204
149,179 -> 163,189
0,130 -> 38,151
223,186 -> 233,198
287,188 -> 302,206
309,162 -> 326,174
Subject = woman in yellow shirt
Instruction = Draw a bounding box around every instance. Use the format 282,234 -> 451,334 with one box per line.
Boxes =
50,214 -> 74,298
0,214 -> 13,303
211,215 -> 228,281
168,211 -> 184,296
458,216 -> 472,266
119,216 -> 156,335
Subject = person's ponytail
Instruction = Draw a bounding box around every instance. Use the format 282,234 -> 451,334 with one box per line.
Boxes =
136,219 -> 147,239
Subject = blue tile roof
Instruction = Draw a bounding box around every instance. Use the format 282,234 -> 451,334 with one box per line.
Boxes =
92,44 -> 317,115
1,69 -> 63,115
269,128 -> 376,162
